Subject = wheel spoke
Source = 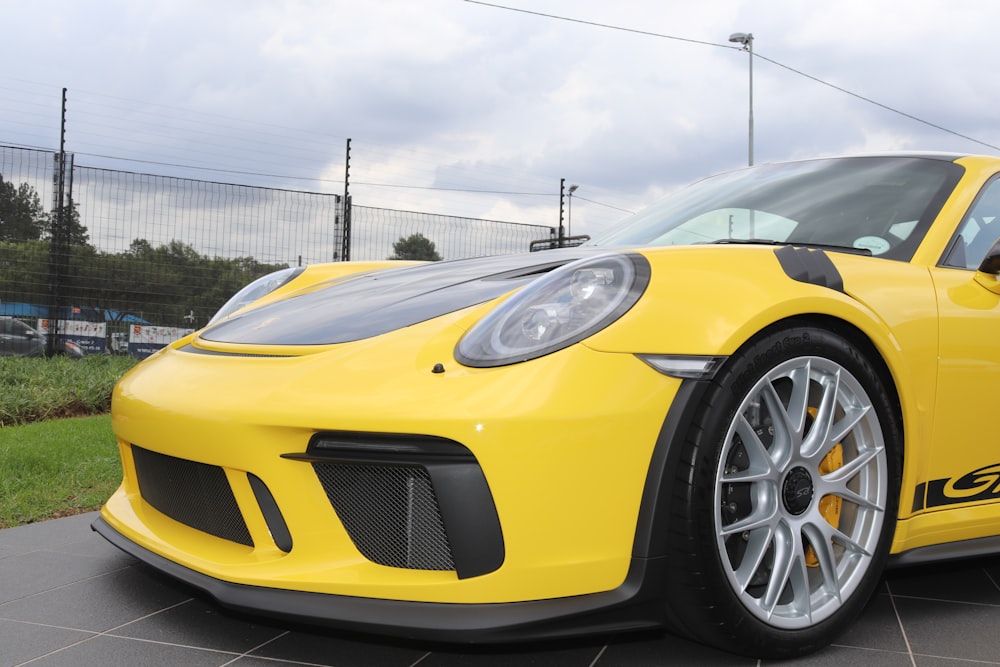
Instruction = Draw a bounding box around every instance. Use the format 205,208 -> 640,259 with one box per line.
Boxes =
828,403 -> 870,448
782,362 -> 811,439
724,414 -> 777,482
759,375 -> 802,466
761,523 -> 794,614
823,445 -> 881,484
830,486 -> 884,513
801,370 -> 840,459
760,523 -> 811,620
804,402 -> 872,468
802,521 -> 843,604
720,500 -> 777,536
815,510 -> 872,557
786,543 -> 813,622
732,527 -> 774,593
820,448 -> 885,512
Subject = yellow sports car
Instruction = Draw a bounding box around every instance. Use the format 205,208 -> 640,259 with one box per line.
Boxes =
94,153 -> 1000,658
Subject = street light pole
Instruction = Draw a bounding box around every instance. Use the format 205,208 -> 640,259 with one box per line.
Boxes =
567,184 -> 578,237
728,31 -> 754,166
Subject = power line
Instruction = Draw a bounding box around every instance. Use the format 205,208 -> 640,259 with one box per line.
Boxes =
573,196 -> 634,215
28,147 -> 565,198
465,0 -> 1000,153
464,0 -> 727,49
69,151 -> 344,185
353,181 -> 551,196
752,53 -> 1000,152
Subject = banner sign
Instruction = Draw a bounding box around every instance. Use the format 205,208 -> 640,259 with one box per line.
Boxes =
36,319 -> 107,355
128,325 -> 194,359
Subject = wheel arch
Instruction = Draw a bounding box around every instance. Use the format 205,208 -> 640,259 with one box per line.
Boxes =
630,313 -> 905,656
632,312 -> 904,562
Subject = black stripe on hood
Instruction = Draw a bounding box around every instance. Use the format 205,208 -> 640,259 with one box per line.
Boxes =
200,249 -> 602,346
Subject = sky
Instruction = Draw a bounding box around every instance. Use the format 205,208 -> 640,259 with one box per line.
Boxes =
2,0 -> 1000,239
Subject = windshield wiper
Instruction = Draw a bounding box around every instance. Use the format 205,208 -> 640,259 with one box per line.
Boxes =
706,239 -> 872,256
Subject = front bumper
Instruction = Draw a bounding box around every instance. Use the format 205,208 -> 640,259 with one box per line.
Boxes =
98,314 -> 683,624
93,515 -> 667,642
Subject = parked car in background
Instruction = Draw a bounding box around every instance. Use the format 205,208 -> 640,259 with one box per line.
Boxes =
0,317 -> 84,358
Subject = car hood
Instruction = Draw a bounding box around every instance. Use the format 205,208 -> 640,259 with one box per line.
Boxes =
200,248 -> 606,346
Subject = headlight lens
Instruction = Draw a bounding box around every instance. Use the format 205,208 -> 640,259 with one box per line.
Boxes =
208,266 -> 304,325
456,253 -> 650,367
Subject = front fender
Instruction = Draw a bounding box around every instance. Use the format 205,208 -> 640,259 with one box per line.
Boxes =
586,245 -> 939,520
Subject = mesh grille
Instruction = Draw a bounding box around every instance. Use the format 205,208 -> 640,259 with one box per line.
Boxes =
131,445 -> 253,547
313,463 -> 454,571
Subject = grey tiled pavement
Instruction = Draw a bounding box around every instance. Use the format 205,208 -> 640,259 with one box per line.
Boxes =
3,512 -> 1000,666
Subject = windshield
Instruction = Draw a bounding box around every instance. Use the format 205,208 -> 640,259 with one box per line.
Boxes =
591,156 -> 963,261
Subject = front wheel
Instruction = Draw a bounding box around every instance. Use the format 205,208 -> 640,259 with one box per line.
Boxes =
664,325 -> 900,658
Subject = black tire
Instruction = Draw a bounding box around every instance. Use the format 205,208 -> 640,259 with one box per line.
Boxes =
662,324 -> 901,658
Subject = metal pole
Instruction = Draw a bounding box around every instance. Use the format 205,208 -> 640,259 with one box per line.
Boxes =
728,32 -> 754,166
47,88 -> 68,356
558,178 -> 566,248
567,184 -> 578,238
341,138 -> 351,261
748,36 -> 754,167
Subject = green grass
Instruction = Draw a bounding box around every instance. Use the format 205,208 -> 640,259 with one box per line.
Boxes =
0,356 -> 138,527
0,355 -> 137,426
0,414 -> 121,528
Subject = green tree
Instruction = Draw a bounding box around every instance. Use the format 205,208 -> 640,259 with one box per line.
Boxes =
128,238 -> 154,257
0,175 -> 48,242
0,237 -> 289,329
0,240 -> 50,304
388,233 -> 442,261
48,200 -> 89,246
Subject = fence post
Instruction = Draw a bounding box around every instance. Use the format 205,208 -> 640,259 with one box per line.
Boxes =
46,89 -> 70,356
558,178 -> 566,248
341,138 -> 352,261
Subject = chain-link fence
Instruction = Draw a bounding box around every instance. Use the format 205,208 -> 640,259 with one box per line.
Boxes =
350,206 -> 555,261
0,145 -> 554,357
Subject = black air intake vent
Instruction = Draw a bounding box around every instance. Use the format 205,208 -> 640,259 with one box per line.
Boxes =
285,430 -> 505,578
132,445 -> 253,547
313,463 -> 454,571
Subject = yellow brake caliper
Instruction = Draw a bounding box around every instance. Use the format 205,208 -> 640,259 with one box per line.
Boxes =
806,407 -> 844,567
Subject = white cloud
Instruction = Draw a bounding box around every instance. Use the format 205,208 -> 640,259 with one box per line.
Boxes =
2,0 -> 1000,238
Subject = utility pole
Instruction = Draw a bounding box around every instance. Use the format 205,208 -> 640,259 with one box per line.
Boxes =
567,184 -> 578,237
728,32 -> 754,166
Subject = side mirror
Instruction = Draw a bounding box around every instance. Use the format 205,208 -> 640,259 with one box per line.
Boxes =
974,238 -> 1000,294
977,238 -> 1000,275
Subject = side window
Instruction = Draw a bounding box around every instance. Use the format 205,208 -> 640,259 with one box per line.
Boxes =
10,321 -> 31,337
943,178 -> 1000,269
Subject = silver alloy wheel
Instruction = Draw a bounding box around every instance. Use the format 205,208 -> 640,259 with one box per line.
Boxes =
714,355 -> 888,629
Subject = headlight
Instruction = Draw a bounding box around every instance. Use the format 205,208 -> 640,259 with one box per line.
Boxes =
456,253 -> 650,367
208,266 -> 304,325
